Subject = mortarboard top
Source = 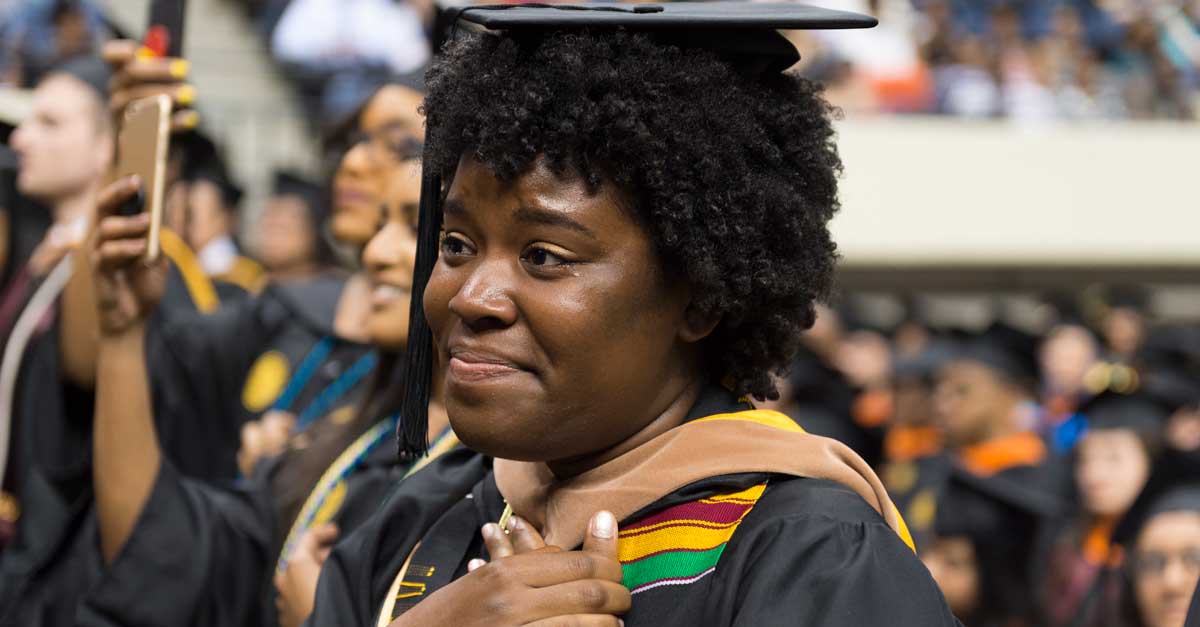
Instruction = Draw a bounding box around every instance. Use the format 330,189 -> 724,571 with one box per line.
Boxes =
946,322 -> 1040,386
445,2 -> 877,74
1076,388 -> 1169,438
271,169 -> 327,225
934,467 -> 1065,542
396,2 -> 878,458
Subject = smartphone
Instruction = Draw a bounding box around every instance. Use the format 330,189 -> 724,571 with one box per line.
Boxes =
115,95 -> 172,262
145,0 -> 188,57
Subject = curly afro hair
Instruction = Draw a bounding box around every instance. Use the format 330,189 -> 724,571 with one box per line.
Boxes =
422,28 -> 843,400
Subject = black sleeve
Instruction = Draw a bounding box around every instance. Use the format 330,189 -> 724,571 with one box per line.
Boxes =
76,460 -> 274,627
145,296 -> 270,483
717,479 -> 962,627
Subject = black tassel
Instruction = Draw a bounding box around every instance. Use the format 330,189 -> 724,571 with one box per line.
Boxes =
397,166 -> 444,459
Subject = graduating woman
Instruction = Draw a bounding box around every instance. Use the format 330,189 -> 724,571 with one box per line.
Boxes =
304,4 -> 957,626
81,155 -> 482,627
140,73 -> 430,482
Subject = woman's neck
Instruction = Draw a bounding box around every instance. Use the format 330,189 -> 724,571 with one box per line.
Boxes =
546,378 -> 703,479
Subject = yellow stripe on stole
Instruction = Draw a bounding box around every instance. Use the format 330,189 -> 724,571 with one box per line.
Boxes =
617,484 -> 765,563
158,228 -> 219,313
690,409 -> 807,433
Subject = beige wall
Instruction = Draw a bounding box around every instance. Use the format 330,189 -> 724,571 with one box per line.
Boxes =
832,117 -> 1200,267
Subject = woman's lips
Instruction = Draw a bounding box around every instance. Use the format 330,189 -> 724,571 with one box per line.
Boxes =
447,349 -> 527,383
370,284 -> 410,309
335,187 -> 374,208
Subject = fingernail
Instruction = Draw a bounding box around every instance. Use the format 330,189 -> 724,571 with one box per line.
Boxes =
128,174 -> 141,188
481,523 -> 498,541
176,85 -> 196,105
507,516 -> 524,534
169,59 -> 189,79
136,46 -> 155,60
467,558 -> 486,572
593,511 -> 616,539
180,110 -> 200,129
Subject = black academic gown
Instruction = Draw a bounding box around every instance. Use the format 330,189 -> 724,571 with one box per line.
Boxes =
149,273 -> 371,483
75,434 -> 486,627
0,263 -> 222,626
307,396 -> 961,627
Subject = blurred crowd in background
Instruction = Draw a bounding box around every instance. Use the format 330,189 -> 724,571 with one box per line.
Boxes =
5,0 -> 1197,127
2,1 -> 1200,627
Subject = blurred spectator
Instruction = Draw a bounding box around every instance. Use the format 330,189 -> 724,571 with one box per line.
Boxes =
806,0 -> 1197,121
253,170 -> 334,281
1044,390 -> 1166,627
269,0 -> 431,123
0,0 -> 108,88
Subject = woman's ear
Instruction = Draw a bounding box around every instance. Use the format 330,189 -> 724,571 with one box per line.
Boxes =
679,304 -> 720,344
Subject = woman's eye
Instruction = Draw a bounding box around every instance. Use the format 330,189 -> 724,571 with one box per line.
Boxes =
440,234 -> 471,256
523,247 -> 568,268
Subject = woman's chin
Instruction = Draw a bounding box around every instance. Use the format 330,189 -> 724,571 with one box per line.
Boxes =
330,212 -> 377,247
365,317 -> 409,351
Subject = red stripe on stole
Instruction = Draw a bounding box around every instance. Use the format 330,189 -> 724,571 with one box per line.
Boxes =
620,498 -> 756,536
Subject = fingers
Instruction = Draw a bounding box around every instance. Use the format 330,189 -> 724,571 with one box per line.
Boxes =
478,550 -> 623,588
523,616 -> 624,627
260,410 -> 296,458
483,522 -> 516,560
581,511 -> 618,560
96,177 -> 141,220
171,109 -> 200,132
238,421 -> 265,476
102,39 -> 139,65
113,56 -> 189,89
97,213 -> 151,243
94,238 -> 149,271
110,83 -> 195,118
468,558 -> 487,572
310,522 -> 340,547
509,516 -> 548,554
519,579 -> 631,623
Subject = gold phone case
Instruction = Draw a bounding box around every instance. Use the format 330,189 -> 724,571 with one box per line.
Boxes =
115,94 -> 172,262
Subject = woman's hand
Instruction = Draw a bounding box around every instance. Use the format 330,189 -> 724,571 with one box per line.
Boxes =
237,411 -> 296,476
102,39 -> 198,132
390,511 -> 630,627
90,177 -> 167,339
275,523 -> 340,627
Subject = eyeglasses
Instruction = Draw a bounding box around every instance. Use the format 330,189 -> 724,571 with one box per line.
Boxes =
1132,548 -> 1200,578
346,123 -> 423,165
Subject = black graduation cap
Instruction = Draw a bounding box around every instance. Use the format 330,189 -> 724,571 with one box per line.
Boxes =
1137,326 -> 1200,413
44,56 -> 111,102
1077,389 -> 1170,439
176,131 -> 244,209
947,322 -> 1041,387
396,2 -> 877,457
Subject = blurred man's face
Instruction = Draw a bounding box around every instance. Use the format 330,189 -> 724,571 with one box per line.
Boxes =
10,75 -> 111,202
1075,428 -> 1150,518
934,361 -> 1016,447
1134,511 -> 1200,627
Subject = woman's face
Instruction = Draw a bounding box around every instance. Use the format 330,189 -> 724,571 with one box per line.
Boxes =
922,536 -> 980,619
1076,428 -> 1151,518
332,85 -> 425,247
1134,511 -> 1200,627
424,157 -> 702,463
361,159 -> 422,350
